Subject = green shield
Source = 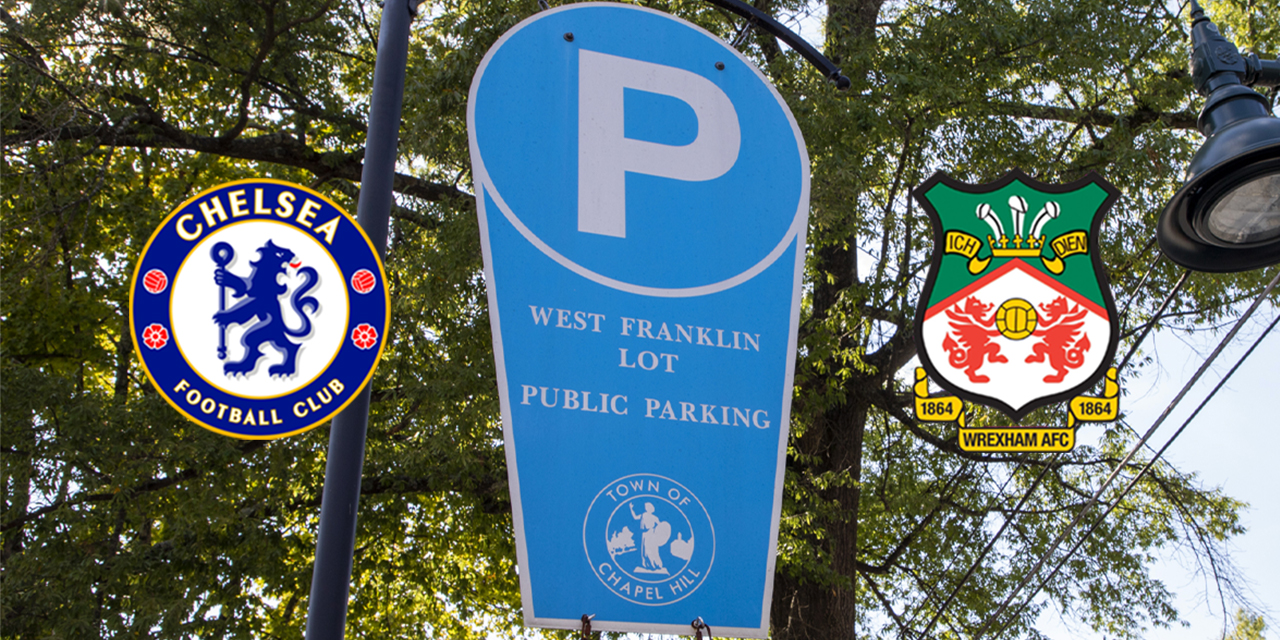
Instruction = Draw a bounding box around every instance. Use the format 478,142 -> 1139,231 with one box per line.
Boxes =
912,170 -> 1120,421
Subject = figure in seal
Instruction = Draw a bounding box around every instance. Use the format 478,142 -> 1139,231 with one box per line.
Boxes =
213,240 -> 319,377
630,502 -> 671,574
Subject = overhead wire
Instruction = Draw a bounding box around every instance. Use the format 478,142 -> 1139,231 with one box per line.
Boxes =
971,267 -> 1280,640
893,256 -> 1215,640
910,264 -> 1271,639
912,460 -> 1055,638
875,0 -> 1193,629
889,0 -> 1214,631
899,0 -> 1190,610
875,4 -> 1205,629
986,296 -> 1280,640
908,259 -> 1187,639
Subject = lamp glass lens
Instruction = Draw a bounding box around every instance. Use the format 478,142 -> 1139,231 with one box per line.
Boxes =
1206,172 -> 1280,244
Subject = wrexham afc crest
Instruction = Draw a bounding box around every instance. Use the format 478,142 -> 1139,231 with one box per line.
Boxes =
913,170 -> 1120,421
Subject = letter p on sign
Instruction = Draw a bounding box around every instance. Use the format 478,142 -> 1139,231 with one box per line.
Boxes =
469,2 -> 807,295
577,50 -> 741,238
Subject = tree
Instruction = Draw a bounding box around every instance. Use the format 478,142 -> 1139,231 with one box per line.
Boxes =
2,0 -> 1273,638
1221,608 -> 1268,640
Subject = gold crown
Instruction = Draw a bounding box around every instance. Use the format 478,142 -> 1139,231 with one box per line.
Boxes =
988,233 -> 1045,257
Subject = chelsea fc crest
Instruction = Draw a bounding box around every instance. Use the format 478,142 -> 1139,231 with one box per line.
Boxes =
129,179 -> 389,439
912,170 -> 1120,421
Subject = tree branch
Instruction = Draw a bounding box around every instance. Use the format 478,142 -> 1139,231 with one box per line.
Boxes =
984,100 -> 1198,131
0,441 -> 266,533
4,117 -> 470,203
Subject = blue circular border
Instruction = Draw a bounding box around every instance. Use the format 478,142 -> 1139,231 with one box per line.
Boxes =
129,179 -> 389,439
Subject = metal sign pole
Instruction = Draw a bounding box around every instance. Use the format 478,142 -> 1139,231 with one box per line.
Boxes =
304,0 -> 414,637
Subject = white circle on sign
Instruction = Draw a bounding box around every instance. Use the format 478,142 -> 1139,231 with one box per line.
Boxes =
170,220 -> 348,399
582,473 -> 715,605
468,3 -> 809,297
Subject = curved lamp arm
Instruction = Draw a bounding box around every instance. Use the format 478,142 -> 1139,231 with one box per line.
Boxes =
702,0 -> 852,89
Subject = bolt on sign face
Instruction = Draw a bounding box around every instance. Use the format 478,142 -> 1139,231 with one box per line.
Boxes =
468,4 -> 807,636
129,179 -> 389,439
912,170 -> 1121,421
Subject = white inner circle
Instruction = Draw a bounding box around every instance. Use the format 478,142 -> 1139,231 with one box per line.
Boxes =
171,220 -> 348,398
1207,172 -> 1280,244
467,3 -> 810,298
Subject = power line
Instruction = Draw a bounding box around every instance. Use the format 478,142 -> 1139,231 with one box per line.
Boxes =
912,461 -> 1054,638
1117,269 -> 1191,372
906,259 -> 1187,639
913,260 -> 1180,621
900,459 -> 1027,632
910,264 -> 1272,639
972,266 -> 1280,640
987,302 -> 1280,640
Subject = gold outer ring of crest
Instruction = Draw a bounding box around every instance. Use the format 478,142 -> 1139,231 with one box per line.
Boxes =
127,178 -> 390,440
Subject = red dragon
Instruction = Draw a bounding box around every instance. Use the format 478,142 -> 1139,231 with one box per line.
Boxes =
1025,296 -> 1091,383
941,297 -> 1006,383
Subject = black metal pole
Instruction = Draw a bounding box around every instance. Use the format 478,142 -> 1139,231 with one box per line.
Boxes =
702,0 -> 850,88
304,0 -> 414,637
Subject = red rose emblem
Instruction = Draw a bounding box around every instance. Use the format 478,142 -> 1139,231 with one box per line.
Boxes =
351,323 -> 378,350
142,323 -> 169,349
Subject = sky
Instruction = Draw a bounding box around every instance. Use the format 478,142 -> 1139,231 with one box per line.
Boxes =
1038,301 -> 1280,640
666,7 -> 1279,639
776,6 -> 1279,638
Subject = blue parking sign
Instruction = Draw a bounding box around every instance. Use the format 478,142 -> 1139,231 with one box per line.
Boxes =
468,4 -> 808,636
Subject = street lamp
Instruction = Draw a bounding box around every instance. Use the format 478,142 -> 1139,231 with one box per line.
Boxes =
1157,0 -> 1280,272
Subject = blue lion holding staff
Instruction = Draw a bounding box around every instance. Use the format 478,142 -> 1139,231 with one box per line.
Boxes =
213,240 -> 319,377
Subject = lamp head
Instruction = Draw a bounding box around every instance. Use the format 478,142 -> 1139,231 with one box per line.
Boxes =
1156,0 -> 1280,272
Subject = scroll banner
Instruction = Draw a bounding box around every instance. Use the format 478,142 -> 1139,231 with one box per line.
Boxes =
1067,367 -> 1119,427
942,229 -> 1092,277
913,367 -> 966,425
468,4 -> 807,636
912,367 -> 1094,453
958,426 -> 1075,452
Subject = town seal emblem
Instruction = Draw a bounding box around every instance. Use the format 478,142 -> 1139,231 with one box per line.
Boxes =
583,474 -> 715,606
912,170 -> 1120,420
129,179 -> 389,439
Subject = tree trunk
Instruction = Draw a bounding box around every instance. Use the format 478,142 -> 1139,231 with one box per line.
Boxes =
767,1 -> 889,636
771,396 -> 870,640
824,0 -> 886,67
